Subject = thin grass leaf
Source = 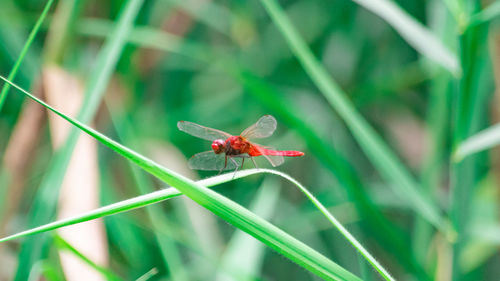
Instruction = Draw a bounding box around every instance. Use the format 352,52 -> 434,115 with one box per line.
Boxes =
469,1 -> 500,26
449,22 -> 491,280
61,20 -> 434,276
239,72 -> 430,280
0,168 -> 307,244
454,123 -> 500,161
443,0 -> 468,28
266,172 -> 394,281
351,0 -> 459,74
216,178 -> 280,281
413,70 -> 452,264
76,19 -> 213,61
44,0 -> 85,63
109,107 -> 189,281
53,235 -> 124,281
0,0 -> 55,112
135,268 -> 159,281
258,0 -> 447,233
13,0 -> 144,278
167,0 -> 231,35
0,76 -> 361,281
11,71 -> 394,279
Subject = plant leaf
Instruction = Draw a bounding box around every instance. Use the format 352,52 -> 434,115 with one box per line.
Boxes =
0,76 -> 361,281
469,1 -> 500,26
350,0 -> 459,74
0,0 -> 55,111
12,0 -> 145,278
258,0 -> 447,234
454,123 -> 500,161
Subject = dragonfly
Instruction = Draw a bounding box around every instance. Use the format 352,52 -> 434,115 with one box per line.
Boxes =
178,115 -> 304,174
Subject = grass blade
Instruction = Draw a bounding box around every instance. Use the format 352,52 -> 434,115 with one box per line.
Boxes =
76,19 -> 212,62
258,0 -> 446,233
135,268 -> 159,281
216,178 -> 280,281
449,23 -> 491,280
352,0 -> 459,74
0,76 -> 361,281
239,72 -> 429,280
454,123 -> 500,161
54,235 -> 123,281
109,108 -> 189,281
12,0 -> 144,279
0,0 -> 55,112
469,1 -> 500,26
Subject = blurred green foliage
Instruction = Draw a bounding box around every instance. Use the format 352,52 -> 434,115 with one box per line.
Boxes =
0,0 -> 499,280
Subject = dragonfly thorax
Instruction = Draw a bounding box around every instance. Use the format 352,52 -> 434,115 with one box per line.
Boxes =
211,139 -> 225,154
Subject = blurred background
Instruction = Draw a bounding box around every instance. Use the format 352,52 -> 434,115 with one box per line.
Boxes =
0,0 -> 499,280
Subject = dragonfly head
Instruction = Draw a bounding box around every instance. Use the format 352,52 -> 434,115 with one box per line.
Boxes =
211,139 -> 225,154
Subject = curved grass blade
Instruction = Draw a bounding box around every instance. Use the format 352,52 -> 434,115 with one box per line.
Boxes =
350,0 -> 459,74
258,0 -> 447,233
90,22 -> 428,277
0,0 -> 55,112
454,123 -> 500,161
469,1 -> 500,27
0,76 -> 361,281
216,178 -> 280,281
239,71 -> 430,280
0,80 -> 392,279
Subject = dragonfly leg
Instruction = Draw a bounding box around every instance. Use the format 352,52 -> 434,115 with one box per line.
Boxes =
231,157 -> 240,179
218,155 -> 228,175
251,157 -> 259,170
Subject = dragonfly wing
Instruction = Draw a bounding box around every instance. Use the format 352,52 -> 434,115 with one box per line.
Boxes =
241,115 -> 277,139
252,144 -> 285,167
261,154 -> 284,167
178,121 -> 232,141
188,151 -> 240,171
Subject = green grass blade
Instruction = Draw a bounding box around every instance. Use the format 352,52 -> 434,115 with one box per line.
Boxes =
239,72 -> 430,280
269,172 -> 394,281
0,76 -> 361,281
76,18 -> 212,61
167,0 -> 231,35
440,0 -> 467,29
258,0 -> 446,232
454,123 -> 500,161
216,178 -> 280,281
0,167 -> 341,246
135,268 -> 159,281
0,0 -> 55,112
12,0 -> 144,279
469,1 -> 500,26
449,23 -> 491,280
109,108 -> 189,281
350,0 -> 459,74
43,0 -> 85,64
53,235 -> 124,281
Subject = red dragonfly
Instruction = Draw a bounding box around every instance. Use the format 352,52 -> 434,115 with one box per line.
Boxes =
178,115 -> 304,173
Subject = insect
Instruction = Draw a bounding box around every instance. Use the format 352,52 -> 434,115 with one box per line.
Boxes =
178,115 -> 304,174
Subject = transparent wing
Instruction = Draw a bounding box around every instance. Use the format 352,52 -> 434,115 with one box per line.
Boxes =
178,121 -> 232,141
256,145 -> 284,167
188,151 -> 241,171
262,154 -> 285,167
241,115 -> 277,139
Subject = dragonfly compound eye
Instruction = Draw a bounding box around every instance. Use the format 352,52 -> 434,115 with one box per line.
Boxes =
211,139 -> 225,154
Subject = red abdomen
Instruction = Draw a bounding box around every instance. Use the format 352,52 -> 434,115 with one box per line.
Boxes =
248,146 -> 304,157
